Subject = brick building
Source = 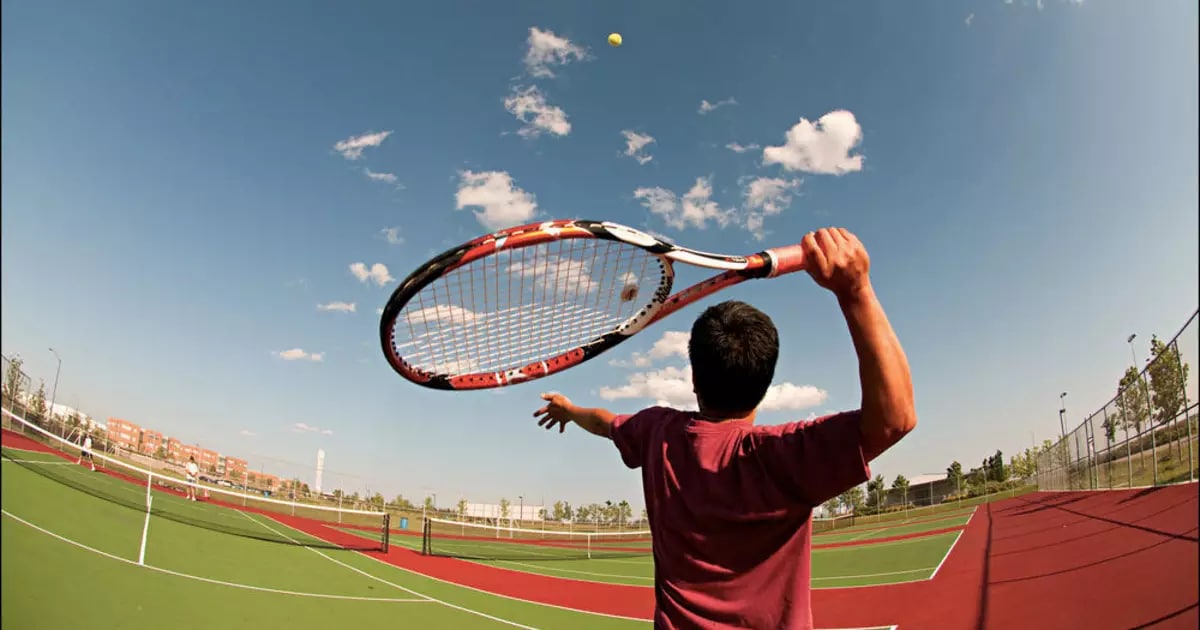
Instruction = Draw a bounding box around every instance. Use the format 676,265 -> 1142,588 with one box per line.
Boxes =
106,418 -> 142,452
140,430 -> 165,457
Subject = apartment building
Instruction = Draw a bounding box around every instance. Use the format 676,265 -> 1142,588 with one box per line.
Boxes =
106,418 -> 142,452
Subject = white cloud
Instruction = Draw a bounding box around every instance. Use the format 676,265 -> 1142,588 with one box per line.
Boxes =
505,85 -> 571,138
293,422 -> 335,436
759,383 -> 829,411
376,307 -> 384,315
742,176 -> 802,240
621,130 -> 656,165
599,364 -> 828,412
698,97 -> 737,115
600,365 -> 698,409
317,301 -> 357,313
633,176 -> 732,231
349,262 -> 394,287
965,12 -> 975,26
610,330 -> 690,367
238,429 -> 256,437
333,130 -> 392,160
524,27 -> 588,78
380,226 -> 403,245
455,170 -> 538,230
726,142 -> 760,154
276,348 -> 325,362
762,110 -> 864,175
364,169 -> 402,186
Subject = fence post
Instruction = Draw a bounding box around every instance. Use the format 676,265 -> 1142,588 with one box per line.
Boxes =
1172,337 -> 1195,483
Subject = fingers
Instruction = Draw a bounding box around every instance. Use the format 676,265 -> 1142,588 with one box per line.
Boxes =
802,232 -> 828,273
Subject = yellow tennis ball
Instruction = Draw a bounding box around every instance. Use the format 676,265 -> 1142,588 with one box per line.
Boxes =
608,32 -> 622,47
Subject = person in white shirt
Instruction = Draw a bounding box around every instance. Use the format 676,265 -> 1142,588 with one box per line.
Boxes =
185,457 -> 201,501
76,435 -> 96,472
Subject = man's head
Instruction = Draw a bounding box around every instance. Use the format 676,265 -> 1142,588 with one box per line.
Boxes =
689,300 -> 779,417
189,457 -> 195,463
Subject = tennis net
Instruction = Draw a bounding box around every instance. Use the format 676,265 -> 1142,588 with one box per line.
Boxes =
422,516 -> 652,561
1,409 -> 388,552
811,513 -> 856,533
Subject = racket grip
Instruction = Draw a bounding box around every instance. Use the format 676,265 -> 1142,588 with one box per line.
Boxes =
765,243 -> 806,277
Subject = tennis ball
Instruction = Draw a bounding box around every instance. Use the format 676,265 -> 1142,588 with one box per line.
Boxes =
608,32 -> 622,47
620,283 -> 638,302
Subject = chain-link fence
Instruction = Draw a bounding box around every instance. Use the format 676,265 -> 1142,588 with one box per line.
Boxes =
1037,310 -> 1198,491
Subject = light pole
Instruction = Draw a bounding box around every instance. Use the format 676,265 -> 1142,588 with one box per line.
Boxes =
1128,333 -> 1157,485
1058,392 -> 1067,442
518,495 -> 523,527
48,348 -> 62,437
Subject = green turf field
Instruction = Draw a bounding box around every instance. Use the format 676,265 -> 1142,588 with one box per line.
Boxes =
2,445 -> 941,629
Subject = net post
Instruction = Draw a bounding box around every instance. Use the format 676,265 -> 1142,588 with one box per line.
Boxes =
381,512 -> 391,553
421,517 -> 429,555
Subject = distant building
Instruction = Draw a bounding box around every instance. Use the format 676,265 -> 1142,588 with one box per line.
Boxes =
140,430 -> 165,456
106,418 -> 142,452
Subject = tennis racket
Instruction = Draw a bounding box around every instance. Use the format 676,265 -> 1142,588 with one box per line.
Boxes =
380,219 -> 807,390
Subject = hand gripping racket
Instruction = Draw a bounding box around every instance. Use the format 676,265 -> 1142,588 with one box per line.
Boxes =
380,219 -> 807,390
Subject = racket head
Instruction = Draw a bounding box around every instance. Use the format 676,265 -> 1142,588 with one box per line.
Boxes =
380,220 -> 677,390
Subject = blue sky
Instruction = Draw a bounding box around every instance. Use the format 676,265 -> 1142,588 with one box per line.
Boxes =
2,0 -> 1197,511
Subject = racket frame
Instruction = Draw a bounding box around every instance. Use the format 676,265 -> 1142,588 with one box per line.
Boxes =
380,219 -> 803,390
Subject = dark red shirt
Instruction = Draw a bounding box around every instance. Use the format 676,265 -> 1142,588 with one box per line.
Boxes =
611,407 -> 870,629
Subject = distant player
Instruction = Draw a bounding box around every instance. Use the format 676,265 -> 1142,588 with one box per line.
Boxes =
75,434 -> 96,472
185,457 -> 201,501
534,228 -> 917,629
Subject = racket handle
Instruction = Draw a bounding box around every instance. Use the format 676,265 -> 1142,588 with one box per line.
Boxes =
764,243 -> 806,277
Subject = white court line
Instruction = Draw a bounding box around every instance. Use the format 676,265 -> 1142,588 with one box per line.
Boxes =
238,511 -> 538,630
812,566 -> 936,581
493,559 -> 653,582
929,506 -> 977,580
2,458 -> 74,465
0,510 -> 430,603
137,495 -> 152,565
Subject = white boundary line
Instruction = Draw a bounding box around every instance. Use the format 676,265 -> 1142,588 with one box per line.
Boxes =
137,495 -> 152,565
0,509 -> 430,603
928,506 -> 977,580
238,511 -> 538,630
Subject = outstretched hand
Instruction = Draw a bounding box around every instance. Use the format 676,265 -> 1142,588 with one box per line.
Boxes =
534,392 -> 576,434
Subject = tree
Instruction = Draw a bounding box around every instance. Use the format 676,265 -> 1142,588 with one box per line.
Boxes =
838,485 -> 865,513
301,483 -> 310,496
617,500 -> 632,524
866,474 -> 886,509
3,354 -> 24,410
946,461 -> 964,495
821,497 -> 841,517
575,504 -> 591,523
499,498 -> 511,521
1148,334 -> 1190,426
371,492 -> 385,507
155,445 -> 167,460
1101,411 -> 1119,444
551,500 -> 567,521
332,489 -> 343,499
987,450 -> 1008,482
892,474 -> 910,506
423,496 -> 435,512
1116,367 -> 1150,433
28,380 -> 48,425
639,507 -> 648,522
208,465 -> 217,474
456,498 -> 469,519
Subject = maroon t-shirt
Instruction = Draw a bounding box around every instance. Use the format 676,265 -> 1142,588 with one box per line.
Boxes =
611,407 -> 870,629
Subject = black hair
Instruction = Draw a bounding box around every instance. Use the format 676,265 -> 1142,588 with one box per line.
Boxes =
689,300 -> 779,415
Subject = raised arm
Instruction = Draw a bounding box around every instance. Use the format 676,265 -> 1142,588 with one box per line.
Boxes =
839,283 -> 915,461
802,228 -> 916,463
534,393 -> 616,438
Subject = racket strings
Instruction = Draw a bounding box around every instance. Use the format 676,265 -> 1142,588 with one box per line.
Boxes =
392,240 -> 666,376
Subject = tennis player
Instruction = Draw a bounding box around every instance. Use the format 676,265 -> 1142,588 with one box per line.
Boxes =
185,457 -> 201,501
75,434 -> 96,472
534,228 -> 916,629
